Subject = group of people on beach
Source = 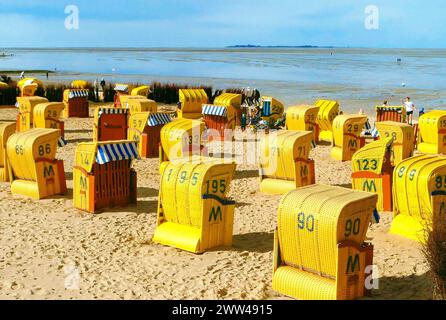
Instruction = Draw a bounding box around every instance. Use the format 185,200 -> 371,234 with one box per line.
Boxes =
93,78 -> 107,101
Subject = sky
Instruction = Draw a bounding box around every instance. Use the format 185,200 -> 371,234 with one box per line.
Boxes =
0,0 -> 445,48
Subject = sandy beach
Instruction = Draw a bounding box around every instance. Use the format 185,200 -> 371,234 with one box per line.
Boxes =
0,103 -> 433,300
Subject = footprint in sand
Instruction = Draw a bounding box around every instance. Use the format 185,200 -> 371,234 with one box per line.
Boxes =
31,286 -> 45,295
217,288 -> 228,297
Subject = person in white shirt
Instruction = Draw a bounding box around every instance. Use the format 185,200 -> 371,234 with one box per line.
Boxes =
402,96 -> 416,125
93,79 -> 99,101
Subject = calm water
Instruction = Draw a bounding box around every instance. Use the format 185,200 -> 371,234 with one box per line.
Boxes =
1,47 -> 445,110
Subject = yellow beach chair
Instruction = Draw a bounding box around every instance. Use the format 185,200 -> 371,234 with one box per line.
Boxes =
153,158 -> 236,253
33,102 -> 65,136
131,85 -> 150,97
159,118 -> 205,167
125,97 -> 157,115
331,114 -> 368,161
315,100 -> 339,143
391,154 -> 446,242
178,89 -> 208,119
351,137 -> 394,211
214,93 -> 242,125
260,96 -> 284,124
272,184 -> 377,300
375,121 -> 414,166
16,96 -> 49,132
0,122 -> 16,182
285,104 -> 320,143
6,128 -> 67,199
417,110 -> 446,155
259,130 -> 315,195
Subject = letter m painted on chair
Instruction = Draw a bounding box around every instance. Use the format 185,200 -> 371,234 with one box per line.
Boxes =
209,206 -> 222,222
346,254 -> 361,274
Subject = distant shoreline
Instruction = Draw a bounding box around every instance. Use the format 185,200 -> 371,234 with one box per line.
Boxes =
0,70 -> 55,74
226,45 -> 335,48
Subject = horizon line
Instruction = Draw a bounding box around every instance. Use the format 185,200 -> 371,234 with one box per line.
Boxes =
1,46 -> 446,50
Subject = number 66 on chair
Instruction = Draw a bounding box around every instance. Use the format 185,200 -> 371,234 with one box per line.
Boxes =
6,128 -> 67,199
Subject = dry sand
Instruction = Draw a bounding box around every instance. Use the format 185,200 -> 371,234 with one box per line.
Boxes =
0,104 -> 432,300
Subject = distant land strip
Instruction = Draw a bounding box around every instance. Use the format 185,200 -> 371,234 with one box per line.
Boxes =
0,70 -> 55,74
226,45 -> 336,48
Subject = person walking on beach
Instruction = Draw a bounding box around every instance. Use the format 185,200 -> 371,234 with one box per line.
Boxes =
99,78 -> 106,101
19,71 -> 25,79
402,97 -> 416,125
94,78 -> 99,102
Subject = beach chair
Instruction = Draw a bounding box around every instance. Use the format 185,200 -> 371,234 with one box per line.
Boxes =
117,95 -> 145,110
417,110 -> 446,155
15,96 -> 49,132
93,107 -> 129,141
128,112 -> 172,158
315,100 -> 339,143
159,118 -> 205,167
178,89 -> 208,119
113,83 -> 134,107
213,93 -> 242,125
391,154 -> 446,242
71,80 -> 89,89
260,96 -> 284,125
17,78 -> 42,97
331,114 -> 368,161
125,98 -> 157,115
17,77 -> 43,89
20,83 -> 38,97
272,184 -> 377,300
73,140 -> 139,213
259,130 -> 315,195
33,102 -> 65,136
63,89 -> 89,118
152,158 -> 236,253
375,106 -> 406,123
285,105 -> 320,143
6,128 -> 66,199
0,122 -> 16,182
131,85 -> 150,97
375,121 -> 414,166
351,137 -> 394,211
202,104 -> 236,141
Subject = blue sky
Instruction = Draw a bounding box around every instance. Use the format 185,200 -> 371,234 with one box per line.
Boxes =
0,0 -> 444,48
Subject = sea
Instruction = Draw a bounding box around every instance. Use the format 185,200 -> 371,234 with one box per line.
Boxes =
1,47 -> 445,112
